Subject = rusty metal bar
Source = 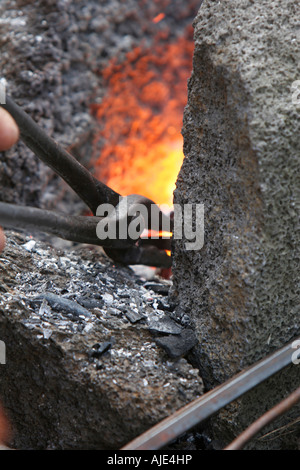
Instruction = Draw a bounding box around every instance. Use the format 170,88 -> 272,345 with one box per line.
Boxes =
224,385 -> 300,450
122,336 -> 300,450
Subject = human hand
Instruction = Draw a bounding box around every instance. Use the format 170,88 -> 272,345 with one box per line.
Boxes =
0,107 -> 20,251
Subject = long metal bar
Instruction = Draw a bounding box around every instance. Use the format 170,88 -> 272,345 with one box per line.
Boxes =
0,201 -> 134,249
1,96 -> 120,214
0,201 -> 172,266
122,336 -> 300,450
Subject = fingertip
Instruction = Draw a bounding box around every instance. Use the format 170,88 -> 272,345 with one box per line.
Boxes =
0,228 -> 6,252
0,107 -> 19,151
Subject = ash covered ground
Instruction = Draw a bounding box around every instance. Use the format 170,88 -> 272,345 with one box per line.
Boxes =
0,231 -> 203,449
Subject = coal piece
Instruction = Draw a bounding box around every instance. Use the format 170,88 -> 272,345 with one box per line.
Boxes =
88,341 -> 112,359
34,293 -> 91,319
143,282 -> 170,295
155,328 -> 198,358
148,315 -> 182,335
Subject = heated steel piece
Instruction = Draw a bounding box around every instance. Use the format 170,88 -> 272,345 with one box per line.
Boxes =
0,96 -> 172,267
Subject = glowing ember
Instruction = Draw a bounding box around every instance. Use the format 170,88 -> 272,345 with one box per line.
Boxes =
152,13 -> 166,24
92,29 -> 194,207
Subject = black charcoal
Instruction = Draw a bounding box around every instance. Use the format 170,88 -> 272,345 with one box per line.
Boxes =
34,293 -> 91,319
155,329 -> 198,358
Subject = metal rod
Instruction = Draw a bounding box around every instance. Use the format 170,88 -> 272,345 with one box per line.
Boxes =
224,385 -> 300,450
1,96 -> 120,214
121,336 -> 300,450
0,201 -> 133,249
0,202 -> 173,265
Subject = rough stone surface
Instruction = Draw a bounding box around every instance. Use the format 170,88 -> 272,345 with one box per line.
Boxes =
0,232 -> 203,450
172,0 -> 300,448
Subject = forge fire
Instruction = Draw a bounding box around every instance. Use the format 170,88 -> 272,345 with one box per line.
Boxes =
92,29 -> 194,207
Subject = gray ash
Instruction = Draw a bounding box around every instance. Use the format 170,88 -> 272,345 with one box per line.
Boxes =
0,231 -> 203,449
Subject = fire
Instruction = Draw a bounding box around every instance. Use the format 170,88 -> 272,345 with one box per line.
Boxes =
92,28 -> 194,208
101,138 -> 183,208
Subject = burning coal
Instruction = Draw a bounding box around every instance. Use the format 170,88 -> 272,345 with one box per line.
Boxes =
92,28 -> 194,208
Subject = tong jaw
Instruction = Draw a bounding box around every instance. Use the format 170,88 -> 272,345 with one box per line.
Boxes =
0,96 -> 172,268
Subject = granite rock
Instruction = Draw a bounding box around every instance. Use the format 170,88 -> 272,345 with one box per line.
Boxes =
172,0 -> 300,449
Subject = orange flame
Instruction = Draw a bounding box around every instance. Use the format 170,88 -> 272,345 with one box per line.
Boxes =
92,29 -> 194,208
